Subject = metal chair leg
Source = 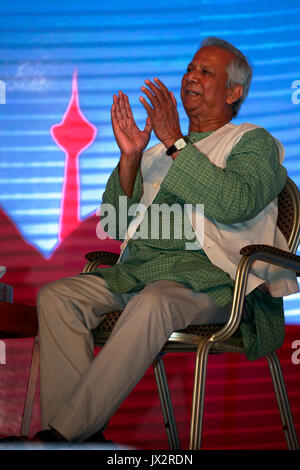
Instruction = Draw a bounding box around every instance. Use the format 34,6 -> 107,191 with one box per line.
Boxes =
21,336 -> 40,437
153,355 -> 181,450
189,338 -> 212,450
266,351 -> 299,450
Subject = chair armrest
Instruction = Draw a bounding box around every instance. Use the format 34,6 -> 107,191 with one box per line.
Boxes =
211,243 -> 300,345
240,244 -> 300,275
82,251 -> 119,273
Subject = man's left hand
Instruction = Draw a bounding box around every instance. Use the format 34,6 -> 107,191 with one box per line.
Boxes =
139,78 -> 183,149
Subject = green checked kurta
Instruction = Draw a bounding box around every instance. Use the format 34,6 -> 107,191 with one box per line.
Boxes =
91,127 -> 288,361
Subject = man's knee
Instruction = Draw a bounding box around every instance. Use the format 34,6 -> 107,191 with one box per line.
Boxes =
37,278 -> 73,319
38,279 -> 61,301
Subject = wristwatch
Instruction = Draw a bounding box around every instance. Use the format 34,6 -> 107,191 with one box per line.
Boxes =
166,136 -> 189,156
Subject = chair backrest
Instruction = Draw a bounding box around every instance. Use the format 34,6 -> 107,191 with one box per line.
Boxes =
277,177 -> 300,254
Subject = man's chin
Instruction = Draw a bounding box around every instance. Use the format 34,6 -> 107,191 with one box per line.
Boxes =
182,103 -> 202,117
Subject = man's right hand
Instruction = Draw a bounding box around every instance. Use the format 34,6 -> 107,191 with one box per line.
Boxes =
111,91 -> 152,197
111,90 -> 152,159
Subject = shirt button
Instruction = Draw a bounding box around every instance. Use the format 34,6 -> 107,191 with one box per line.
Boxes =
153,181 -> 160,189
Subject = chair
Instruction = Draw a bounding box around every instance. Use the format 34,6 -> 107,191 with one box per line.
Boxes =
21,177 -> 300,449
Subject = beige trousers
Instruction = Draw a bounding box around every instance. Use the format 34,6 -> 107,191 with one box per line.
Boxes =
37,274 -> 231,442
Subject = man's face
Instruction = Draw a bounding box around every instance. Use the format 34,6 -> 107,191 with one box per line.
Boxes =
181,45 -> 237,120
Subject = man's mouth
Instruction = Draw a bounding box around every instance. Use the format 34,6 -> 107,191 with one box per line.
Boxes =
185,89 -> 200,96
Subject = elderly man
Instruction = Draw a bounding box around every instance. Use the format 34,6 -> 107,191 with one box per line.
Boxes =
31,37 -> 297,444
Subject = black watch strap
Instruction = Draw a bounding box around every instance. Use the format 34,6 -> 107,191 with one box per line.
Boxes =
166,136 -> 189,156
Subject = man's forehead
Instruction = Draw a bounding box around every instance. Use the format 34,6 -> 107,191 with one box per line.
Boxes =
191,45 -> 235,66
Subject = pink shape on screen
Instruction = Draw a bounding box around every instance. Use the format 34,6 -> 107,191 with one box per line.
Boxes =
51,71 -> 97,242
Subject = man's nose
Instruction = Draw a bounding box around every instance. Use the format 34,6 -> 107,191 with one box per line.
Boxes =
186,77 -> 199,87
186,71 -> 199,83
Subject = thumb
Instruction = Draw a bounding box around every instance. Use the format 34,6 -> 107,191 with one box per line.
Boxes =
144,116 -> 152,134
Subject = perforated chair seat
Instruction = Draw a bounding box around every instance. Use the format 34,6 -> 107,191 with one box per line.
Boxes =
92,311 -> 244,354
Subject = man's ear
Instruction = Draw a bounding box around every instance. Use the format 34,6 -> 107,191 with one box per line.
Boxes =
226,84 -> 243,104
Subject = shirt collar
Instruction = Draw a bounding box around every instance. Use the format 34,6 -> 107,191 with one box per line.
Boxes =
188,131 -> 214,143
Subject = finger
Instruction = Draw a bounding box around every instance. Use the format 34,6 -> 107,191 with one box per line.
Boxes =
114,98 -> 123,124
112,94 -> 119,112
111,97 -> 119,122
147,78 -> 174,108
153,78 -> 177,109
124,94 -> 135,121
144,79 -> 162,97
118,90 -> 129,119
144,116 -> 152,134
153,77 -> 170,97
111,100 -> 117,118
111,104 -> 123,131
144,79 -> 167,106
141,86 -> 158,107
115,92 -> 127,122
111,103 -> 122,134
139,96 -> 153,114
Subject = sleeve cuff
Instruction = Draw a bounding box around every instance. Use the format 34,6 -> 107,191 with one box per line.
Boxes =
161,142 -> 212,198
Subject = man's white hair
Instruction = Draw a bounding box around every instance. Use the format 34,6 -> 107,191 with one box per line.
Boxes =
201,37 -> 253,118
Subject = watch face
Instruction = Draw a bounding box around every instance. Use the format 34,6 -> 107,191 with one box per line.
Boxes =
175,138 -> 187,150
